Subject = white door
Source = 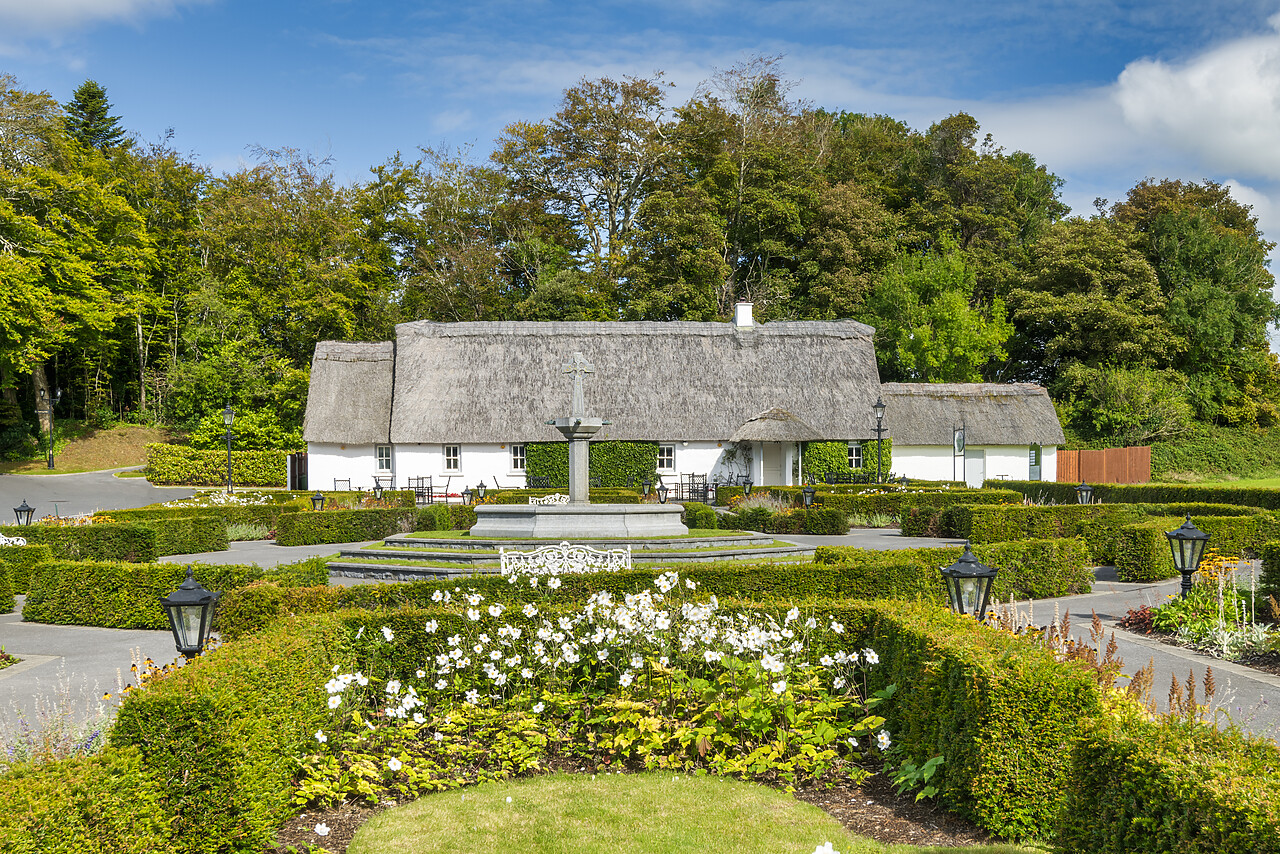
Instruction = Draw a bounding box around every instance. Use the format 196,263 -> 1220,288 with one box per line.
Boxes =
964,449 -> 986,488
762,443 -> 784,485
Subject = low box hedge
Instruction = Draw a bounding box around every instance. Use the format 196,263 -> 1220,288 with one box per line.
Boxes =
275,508 -> 420,546
1262,541 -> 1280,598
484,488 -> 642,505
21,558 -> 329,630
1057,713 -> 1280,853
940,505 -> 1143,565
1002,480 -> 1280,511
108,614 -> 344,852
832,488 -> 1024,521
1113,515 -> 1279,582
717,507 -> 849,535
0,560 -> 13,613
0,543 -> 50,594
0,523 -> 158,563
145,443 -> 289,487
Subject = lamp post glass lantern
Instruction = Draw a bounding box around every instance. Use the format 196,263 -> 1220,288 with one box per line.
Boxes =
940,542 -> 998,619
159,567 -> 220,658
802,484 -> 816,508
872,396 -> 887,484
462,487 -> 473,505
1165,514 -> 1210,599
642,479 -> 651,497
372,483 -> 384,500
743,480 -> 753,497
657,483 -> 669,504
14,499 -> 35,526
476,483 -> 487,500
311,491 -> 325,511
1075,482 -> 1094,505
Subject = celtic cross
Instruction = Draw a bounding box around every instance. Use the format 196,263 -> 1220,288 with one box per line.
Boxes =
563,352 -> 594,417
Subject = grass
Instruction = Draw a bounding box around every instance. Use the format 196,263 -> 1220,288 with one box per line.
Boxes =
0,422 -> 171,475
347,773 -> 1033,854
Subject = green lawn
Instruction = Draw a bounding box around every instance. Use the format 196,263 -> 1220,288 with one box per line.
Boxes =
348,773 -> 1033,854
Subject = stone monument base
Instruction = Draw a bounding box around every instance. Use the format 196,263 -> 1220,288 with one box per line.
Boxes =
470,503 -> 689,539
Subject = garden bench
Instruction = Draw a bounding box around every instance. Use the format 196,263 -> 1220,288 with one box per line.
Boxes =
528,493 -> 570,505
0,535 -> 27,546
527,475 -> 553,489
499,540 -> 632,575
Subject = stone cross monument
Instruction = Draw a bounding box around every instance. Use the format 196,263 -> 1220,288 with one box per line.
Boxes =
550,351 -> 605,505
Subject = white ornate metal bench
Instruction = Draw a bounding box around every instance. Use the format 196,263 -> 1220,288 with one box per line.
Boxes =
500,540 -> 632,576
0,535 -> 28,547
528,493 -> 570,506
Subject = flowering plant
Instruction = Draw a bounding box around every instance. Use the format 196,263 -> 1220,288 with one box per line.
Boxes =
296,572 -> 894,806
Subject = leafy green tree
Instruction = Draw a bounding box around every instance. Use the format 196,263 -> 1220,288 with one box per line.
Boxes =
619,186 -> 727,320
791,181 -> 899,319
862,242 -> 1012,382
63,80 -> 127,151
1056,363 -> 1194,446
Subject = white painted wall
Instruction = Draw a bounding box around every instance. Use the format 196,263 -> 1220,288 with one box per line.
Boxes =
892,444 -> 1059,484
307,442 -> 381,491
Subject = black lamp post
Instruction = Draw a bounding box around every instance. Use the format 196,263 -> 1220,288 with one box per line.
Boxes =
657,483 -> 669,504
13,500 -> 35,526
310,491 -> 326,511
372,482 -> 384,500
872,396 -> 887,484
1165,514 -> 1210,599
462,487 -> 474,505
222,405 -> 236,494
159,567 -> 220,659
642,479 -> 652,497
1075,482 -> 1094,505
801,484 -> 816,508
940,542 -> 998,619
476,482 -> 487,500
743,480 -> 753,497
38,387 -> 62,469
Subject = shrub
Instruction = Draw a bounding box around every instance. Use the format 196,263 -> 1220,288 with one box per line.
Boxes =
133,515 -> 229,557
1116,515 -> 1280,583
0,543 -> 51,594
892,490 -> 1026,536
144,443 -> 287,487
943,505 -> 1142,564
0,560 -> 13,614
1262,541 -> 1280,599
109,615 -> 344,852
524,440 -> 659,487
0,523 -> 158,563
275,508 -> 420,546
21,559 -> 328,630
765,508 -> 849,535
1002,480 -> 1280,510
681,502 -> 717,529
0,747 -> 171,852
1057,713 -> 1280,853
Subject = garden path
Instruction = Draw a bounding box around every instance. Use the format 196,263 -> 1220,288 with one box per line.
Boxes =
0,467 -> 194,522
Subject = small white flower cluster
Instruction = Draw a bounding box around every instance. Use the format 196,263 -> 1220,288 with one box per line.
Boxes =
164,489 -> 276,508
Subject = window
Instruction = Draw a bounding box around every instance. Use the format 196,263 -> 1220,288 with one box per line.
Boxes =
1028,445 -> 1041,467
848,442 -> 863,470
375,445 -> 392,471
444,445 -> 460,471
657,444 -> 675,472
511,443 -> 526,471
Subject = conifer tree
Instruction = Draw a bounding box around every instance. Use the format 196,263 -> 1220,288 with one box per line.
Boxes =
63,79 -> 126,150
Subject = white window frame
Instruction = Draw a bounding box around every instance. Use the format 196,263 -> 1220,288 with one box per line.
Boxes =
375,444 -> 393,472
657,444 -> 675,473
443,444 -> 461,472
510,443 -> 526,472
848,442 -> 863,470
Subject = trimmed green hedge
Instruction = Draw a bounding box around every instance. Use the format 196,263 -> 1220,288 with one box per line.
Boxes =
681,502 -> 717,529
0,543 -> 50,594
942,505 -> 1142,565
21,559 -> 329,630
1113,515 -> 1280,582
717,507 -> 849,535
0,747 -> 171,852
525,440 -> 659,487
482,488 -> 642,505
108,614 -> 343,852
1262,541 -> 1280,599
0,560 -> 13,613
1057,713 -> 1280,853
145,443 -> 288,487
1002,480 -> 1280,510
0,524 -> 158,563
275,508 -> 418,546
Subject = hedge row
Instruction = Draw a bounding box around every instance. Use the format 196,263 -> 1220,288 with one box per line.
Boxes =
524,440 -> 659,488
144,443 -> 288,487
1057,713 -> 1280,852
1112,515 -> 1280,583
0,523 -> 158,563
21,558 -> 329,630
481,488 -> 642,505
0,560 -> 13,613
719,506 -> 850,535
1262,541 -> 1280,599
940,505 -> 1141,564
1001,480 -> 1280,511
830,487 -> 1023,519
0,543 -> 51,594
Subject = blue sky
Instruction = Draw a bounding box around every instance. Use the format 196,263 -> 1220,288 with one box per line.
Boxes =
5,1 -> 1280,247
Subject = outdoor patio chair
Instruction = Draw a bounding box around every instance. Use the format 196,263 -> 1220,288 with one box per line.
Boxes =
333,478 -> 351,491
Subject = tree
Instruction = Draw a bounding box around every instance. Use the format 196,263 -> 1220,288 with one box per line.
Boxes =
1056,363 -> 1194,446
63,80 -> 127,151
862,241 -> 1012,382
791,181 -> 899,319
619,186 -> 728,321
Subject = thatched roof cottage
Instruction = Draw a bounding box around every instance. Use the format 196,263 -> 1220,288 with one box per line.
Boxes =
302,305 -> 1063,493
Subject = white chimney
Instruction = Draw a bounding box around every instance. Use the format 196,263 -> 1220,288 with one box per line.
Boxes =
734,302 -> 754,328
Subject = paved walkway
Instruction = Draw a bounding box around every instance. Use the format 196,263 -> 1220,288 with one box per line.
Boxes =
0,467 -> 194,521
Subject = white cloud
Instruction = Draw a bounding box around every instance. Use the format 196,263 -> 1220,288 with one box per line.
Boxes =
1114,15 -> 1280,180
0,0 -> 211,35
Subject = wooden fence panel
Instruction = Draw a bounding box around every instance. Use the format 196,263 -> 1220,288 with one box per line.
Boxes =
1057,446 -> 1150,484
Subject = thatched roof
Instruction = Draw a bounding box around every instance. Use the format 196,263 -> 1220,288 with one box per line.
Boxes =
311,319 -> 883,444
303,341 -> 395,444
880,383 -> 1065,446
730,408 -> 827,443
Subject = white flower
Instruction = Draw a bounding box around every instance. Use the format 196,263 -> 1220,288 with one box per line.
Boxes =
381,626 -> 395,642
845,737 -> 858,748
433,731 -> 444,741
388,757 -> 402,771
703,650 -> 723,663
432,589 -> 444,602
467,608 -> 481,621
315,823 -> 330,837
521,668 -> 533,679
435,679 -> 448,690
413,712 -> 425,724
532,702 -> 545,713
771,679 -> 787,695
833,676 -> 846,689
488,604 -> 504,618
596,649 -> 609,662
659,656 -> 669,667
523,603 -> 538,618
863,648 -> 880,665
355,672 -> 368,686
760,653 -> 784,674
630,654 -> 644,669
876,729 -> 891,750
327,695 -> 341,709
506,796 -> 513,803
416,669 -> 426,678
830,621 -> 844,634
314,730 -> 327,743
805,617 -> 817,629
619,671 -> 634,687
465,689 -> 480,705
386,679 -> 401,694
820,655 -> 834,667
811,843 -> 837,854
425,620 -> 438,633
786,607 -> 800,624
685,578 -> 697,589
547,577 -> 562,590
